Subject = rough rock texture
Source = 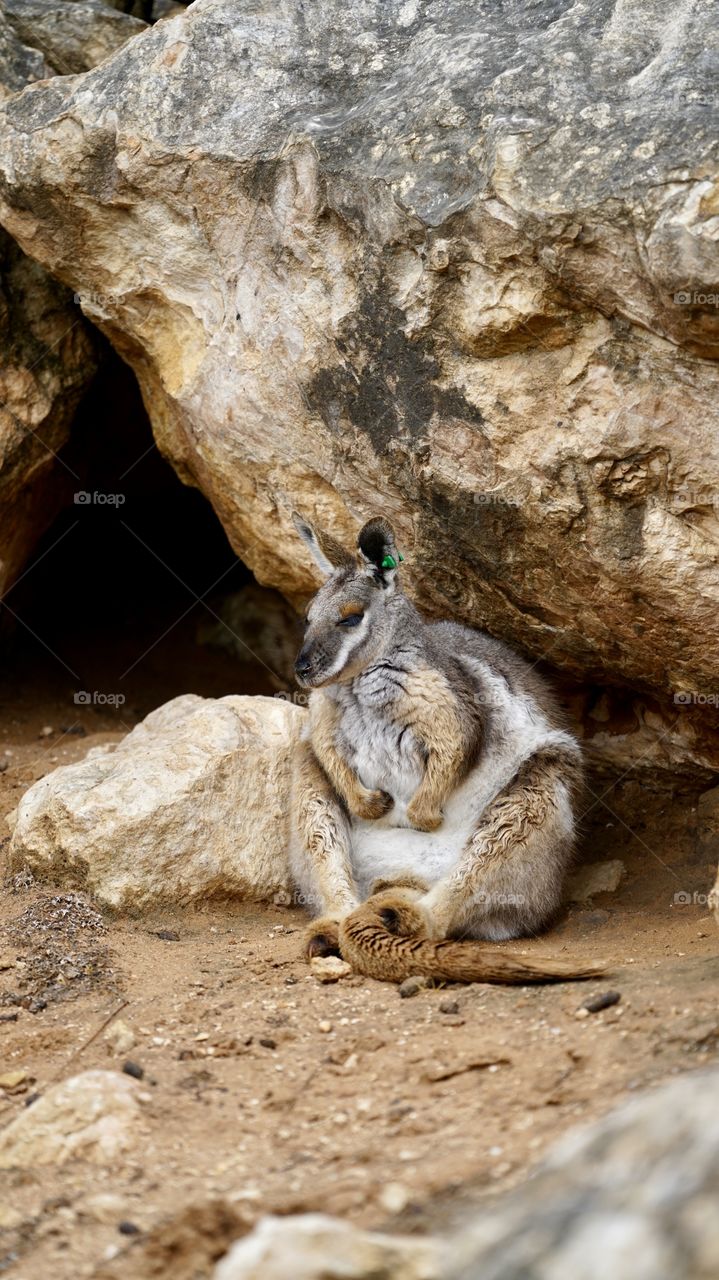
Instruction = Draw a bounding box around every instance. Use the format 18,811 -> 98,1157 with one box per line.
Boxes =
0,1070 -> 143,1168
0,11 -> 98,597
215,1214 -> 444,1280
212,1067 -> 719,1280
7,694 -> 303,909
0,0 -> 717,774
0,0 -> 147,75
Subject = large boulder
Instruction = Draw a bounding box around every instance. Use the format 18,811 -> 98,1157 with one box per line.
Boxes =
7,694 -> 304,909
0,0 -> 717,769
0,0 -> 147,76
0,12 -> 98,596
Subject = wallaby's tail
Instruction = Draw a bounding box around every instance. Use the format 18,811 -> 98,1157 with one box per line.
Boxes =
338,892 -> 605,986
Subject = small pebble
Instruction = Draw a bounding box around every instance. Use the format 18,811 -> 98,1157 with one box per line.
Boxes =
318,1020 -> 332,1034
118,1221 -> 141,1236
310,955 -> 352,984
259,1037 -> 277,1050
582,990 -> 622,1015
39,726 -> 54,738
398,976 -> 428,999
439,998 -> 460,1015
122,1061 -> 144,1080
151,929 -> 180,942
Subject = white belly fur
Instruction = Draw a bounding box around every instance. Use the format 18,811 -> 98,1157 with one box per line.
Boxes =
348,665 -> 577,900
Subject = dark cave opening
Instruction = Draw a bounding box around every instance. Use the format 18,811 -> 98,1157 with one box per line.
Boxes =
0,351 -> 284,734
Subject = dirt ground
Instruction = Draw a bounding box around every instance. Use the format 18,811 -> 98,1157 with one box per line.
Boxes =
0,630 -> 717,1280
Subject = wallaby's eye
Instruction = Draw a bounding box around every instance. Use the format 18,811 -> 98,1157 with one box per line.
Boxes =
338,613 -> 364,628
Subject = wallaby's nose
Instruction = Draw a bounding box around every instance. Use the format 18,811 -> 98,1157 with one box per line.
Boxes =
295,647 -> 313,680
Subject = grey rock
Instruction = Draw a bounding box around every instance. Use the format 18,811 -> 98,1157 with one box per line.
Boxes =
1,0 -> 147,75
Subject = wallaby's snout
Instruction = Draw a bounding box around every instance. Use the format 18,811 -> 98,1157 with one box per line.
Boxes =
294,643 -> 314,686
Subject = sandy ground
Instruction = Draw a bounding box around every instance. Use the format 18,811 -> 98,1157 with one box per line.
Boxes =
0,649 -> 717,1280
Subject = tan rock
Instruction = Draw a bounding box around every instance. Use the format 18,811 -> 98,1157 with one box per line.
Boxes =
567,859 -> 626,903
310,956 -> 352,984
0,1070 -> 143,1168
0,0 -> 717,780
214,1213 -> 444,1280
8,694 -> 303,909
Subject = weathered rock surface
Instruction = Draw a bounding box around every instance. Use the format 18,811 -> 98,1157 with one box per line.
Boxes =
0,1070 -> 143,1168
0,9 -> 98,597
0,0 -> 147,75
7,693 -> 303,909
213,1067 -> 719,1279
214,1213 -> 444,1280
0,0 -> 717,774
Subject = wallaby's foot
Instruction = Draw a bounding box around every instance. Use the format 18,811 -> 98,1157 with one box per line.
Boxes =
406,797 -> 443,832
305,917 -> 342,959
351,787 -> 393,821
365,886 -> 432,939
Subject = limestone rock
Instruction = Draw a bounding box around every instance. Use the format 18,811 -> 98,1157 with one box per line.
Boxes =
0,0 -> 717,775
8,694 -> 303,909
0,9 -> 98,597
0,1070 -> 143,1168
1,0 -> 147,75
567,858 -> 626,903
310,955 -> 352,984
214,1213 -> 444,1280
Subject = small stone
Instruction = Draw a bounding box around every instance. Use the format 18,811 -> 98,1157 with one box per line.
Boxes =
84,1193 -> 127,1224
39,726 -> 54,738
575,1007 -> 590,1020
259,1038 -> 277,1050
318,1020 -> 332,1034
582,990 -> 622,1015
0,1071 -> 27,1092
310,955 -> 352,983
439,998 -> 460,1015
151,929 -> 180,942
122,1061 -> 144,1080
118,1220 -> 141,1235
0,955 -> 15,971
0,1204 -> 23,1230
567,860 -> 626,903
104,1019 -> 136,1055
398,975 -> 428,999
0,1071 -> 142,1169
378,1182 -> 410,1214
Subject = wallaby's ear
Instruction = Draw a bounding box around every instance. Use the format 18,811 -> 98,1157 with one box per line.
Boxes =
291,512 -> 354,579
356,517 -> 403,588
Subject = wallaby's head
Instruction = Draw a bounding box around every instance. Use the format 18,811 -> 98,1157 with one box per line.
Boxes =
292,513 -> 403,688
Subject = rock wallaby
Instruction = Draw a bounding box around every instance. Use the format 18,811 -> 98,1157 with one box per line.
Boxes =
289,513 -> 600,985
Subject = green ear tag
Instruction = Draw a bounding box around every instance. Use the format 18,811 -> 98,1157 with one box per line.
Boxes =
381,555 -> 396,570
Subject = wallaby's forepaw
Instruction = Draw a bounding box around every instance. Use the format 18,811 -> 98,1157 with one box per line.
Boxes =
351,787 -> 393,821
305,917 -> 341,959
364,886 -> 431,939
406,798 -> 444,832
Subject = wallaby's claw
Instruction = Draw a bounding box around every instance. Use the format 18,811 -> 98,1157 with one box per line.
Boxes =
305,917 -> 341,959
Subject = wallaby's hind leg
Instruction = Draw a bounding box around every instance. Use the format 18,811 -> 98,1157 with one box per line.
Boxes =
418,748 -> 583,942
290,740 -> 359,956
